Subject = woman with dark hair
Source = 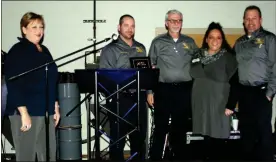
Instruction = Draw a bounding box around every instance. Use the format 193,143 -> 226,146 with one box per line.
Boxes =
190,22 -> 237,160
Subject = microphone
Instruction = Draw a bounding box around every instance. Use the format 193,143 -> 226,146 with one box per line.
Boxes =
111,33 -> 118,40
103,33 -> 117,42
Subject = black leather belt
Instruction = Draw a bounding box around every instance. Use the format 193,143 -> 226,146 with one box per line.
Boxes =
122,89 -> 146,94
240,83 -> 268,90
159,81 -> 192,86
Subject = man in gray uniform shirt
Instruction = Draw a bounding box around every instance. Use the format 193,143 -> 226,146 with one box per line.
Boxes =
147,9 -> 198,160
99,14 -> 147,160
228,5 -> 276,161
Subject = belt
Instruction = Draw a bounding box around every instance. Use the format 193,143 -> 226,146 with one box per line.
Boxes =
159,81 -> 193,86
122,89 -> 146,94
122,89 -> 136,94
240,83 -> 267,90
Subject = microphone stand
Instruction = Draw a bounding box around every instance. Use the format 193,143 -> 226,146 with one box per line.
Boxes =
45,65 -> 50,161
8,35 -> 114,81
7,34 -> 115,162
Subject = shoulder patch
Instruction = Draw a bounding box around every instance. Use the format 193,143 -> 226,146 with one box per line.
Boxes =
136,46 -> 144,53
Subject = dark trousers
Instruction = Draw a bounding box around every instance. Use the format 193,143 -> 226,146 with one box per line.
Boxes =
202,136 -> 229,160
149,81 -> 192,160
238,84 -> 274,161
108,92 -> 147,161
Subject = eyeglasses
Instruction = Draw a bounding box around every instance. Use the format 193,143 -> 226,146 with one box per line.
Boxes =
167,19 -> 183,24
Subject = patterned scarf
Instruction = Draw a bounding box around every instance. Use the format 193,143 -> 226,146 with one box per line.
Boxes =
193,48 -> 226,65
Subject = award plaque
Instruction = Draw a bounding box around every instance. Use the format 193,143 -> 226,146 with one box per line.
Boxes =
129,57 -> 152,69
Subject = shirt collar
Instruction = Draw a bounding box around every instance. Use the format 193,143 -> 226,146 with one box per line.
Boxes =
166,32 -> 186,43
117,36 -> 138,48
247,26 -> 264,38
17,37 -> 46,53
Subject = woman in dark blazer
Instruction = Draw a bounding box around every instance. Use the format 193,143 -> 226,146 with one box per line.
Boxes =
4,12 -> 60,161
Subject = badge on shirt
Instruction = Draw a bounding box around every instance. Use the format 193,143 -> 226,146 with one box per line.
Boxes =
255,38 -> 264,48
136,47 -> 144,53
192,58 -> 200,63
183,42 -> 190,49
